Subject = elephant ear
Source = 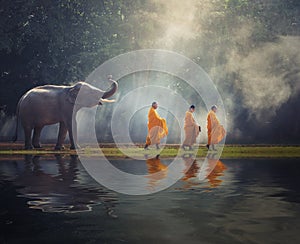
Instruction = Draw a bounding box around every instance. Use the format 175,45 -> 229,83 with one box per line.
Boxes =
67,83 -> 82,104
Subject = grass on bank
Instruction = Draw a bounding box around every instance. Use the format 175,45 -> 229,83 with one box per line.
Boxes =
0,144 -> 300,158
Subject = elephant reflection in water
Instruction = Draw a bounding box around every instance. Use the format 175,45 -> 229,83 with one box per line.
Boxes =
2,155 -> 117,216
145,155 -> 168,190
181,153 -> 227,188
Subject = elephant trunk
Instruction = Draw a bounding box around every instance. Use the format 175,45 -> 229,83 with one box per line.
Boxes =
102,78 -> 118,99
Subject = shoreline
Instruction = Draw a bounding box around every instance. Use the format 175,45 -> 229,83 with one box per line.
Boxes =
0,143 -> 299,159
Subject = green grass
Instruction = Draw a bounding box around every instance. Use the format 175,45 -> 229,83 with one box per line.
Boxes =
220,146 -> 300,158
0,144 -> 299,159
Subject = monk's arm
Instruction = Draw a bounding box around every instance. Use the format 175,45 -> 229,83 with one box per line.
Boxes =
211,113 -> 220,127
154,110 -> 163,121
188,113 -> 196,125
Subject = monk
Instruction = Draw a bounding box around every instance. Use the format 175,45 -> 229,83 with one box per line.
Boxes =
144,102 -> 168,150
207,105 -> 226,150
182,105 -> 201,150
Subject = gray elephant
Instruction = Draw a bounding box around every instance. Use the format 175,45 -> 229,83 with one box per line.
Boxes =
13,77 -> 118,150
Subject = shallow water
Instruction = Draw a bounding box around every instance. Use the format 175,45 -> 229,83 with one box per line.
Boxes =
0,155 -> 299,243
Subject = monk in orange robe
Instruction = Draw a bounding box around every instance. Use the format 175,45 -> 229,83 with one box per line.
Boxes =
144,102 -> 168,150
207,105 -> 225,150
182,105 -> 201,150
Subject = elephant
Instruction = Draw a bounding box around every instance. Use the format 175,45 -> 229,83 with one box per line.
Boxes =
13,77 -> 118,150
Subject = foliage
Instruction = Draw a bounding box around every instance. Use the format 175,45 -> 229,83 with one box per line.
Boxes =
0,0 -> 141,113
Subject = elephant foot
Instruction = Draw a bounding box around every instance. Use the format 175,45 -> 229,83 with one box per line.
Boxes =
24,145 -> 33,150
33,145 -> 42,149
54,145 -> 65,150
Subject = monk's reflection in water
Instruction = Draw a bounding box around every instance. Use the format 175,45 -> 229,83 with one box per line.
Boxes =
206,154 -> 227,188
181,154 -> 201,189
144,153 -> 227,190
2,155 -> 118,217
181,153 -> 227,189
145,155 -> 168,190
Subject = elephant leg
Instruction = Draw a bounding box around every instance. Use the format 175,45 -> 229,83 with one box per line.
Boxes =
32,126 -> 43,148
55,122 -> 68,150
67,120 -> 79,150
24,125 -> 33,150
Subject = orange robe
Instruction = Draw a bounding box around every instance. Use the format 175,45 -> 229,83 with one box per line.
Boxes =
183,111 -> 200,146
146,107 -> 168,145
207,110 -> 225,145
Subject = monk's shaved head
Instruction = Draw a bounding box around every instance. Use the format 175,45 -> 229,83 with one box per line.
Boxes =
211,105 -> 217,112
152,102 -> 158,109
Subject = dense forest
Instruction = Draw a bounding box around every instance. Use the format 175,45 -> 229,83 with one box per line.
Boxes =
0,0 -> 299,143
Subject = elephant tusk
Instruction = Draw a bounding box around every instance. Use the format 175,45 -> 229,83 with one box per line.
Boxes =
100,98 -> 116,103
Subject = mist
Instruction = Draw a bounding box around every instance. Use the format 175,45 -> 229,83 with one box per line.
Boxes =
129,0 -> 300,143
93,72 -> 209,144
226,36 -> 300,118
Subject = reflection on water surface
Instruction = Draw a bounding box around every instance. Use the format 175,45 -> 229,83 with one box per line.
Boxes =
0,155 -> 299,243
0,155 -> 118,215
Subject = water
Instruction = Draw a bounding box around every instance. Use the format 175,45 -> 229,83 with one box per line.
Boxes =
0,155 -> 300,243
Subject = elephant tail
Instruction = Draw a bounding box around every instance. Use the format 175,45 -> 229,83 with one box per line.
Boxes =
12,95 -> 23,142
